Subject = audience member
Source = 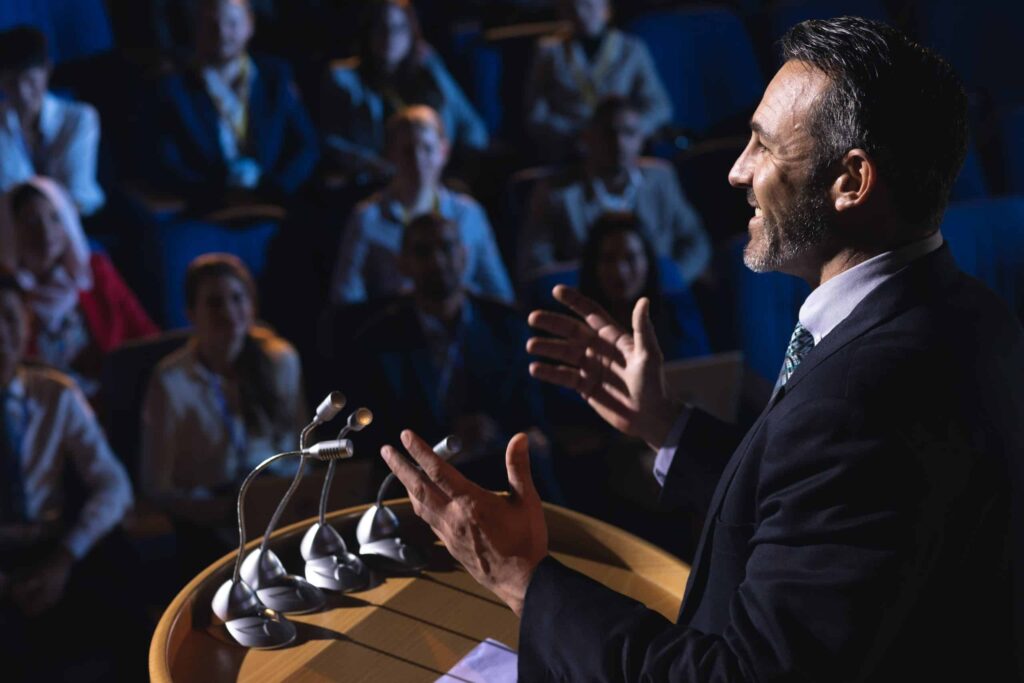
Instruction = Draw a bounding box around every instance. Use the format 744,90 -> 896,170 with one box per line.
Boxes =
526,0 -> 671,161
330,105 -> 513,304
140,254 -> 305,570
522,96 -> 709,283
349,213 -> 553,492
579,212 -> 708,361
152,0 -> 319,209
0,276 -> 145,682
320,0 -> 488,182
0,26 -> 105,218
0,178 -> 158,398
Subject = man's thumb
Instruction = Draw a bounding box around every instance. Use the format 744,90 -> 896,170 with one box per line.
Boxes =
506,433 -> 539,503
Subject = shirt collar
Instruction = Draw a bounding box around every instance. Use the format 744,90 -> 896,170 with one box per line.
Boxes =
183,339 -> 223,386
382,186 -> 451,224
799,230 -> 945,344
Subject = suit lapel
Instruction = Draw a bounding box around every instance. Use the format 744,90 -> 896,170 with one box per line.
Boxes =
246,61 -> 266,161
185,69 -> 227,165
678,245 -> 962,622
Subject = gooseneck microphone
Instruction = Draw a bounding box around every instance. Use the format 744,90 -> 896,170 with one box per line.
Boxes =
355,436 -> 461,571
239,392 -> 347,614
211,440 -> 353,649
300,408 -> 375,591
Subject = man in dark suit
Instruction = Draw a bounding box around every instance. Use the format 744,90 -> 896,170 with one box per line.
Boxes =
378,17 -> 1024,681
151,0 -> 319,210
350,213 -> 554,495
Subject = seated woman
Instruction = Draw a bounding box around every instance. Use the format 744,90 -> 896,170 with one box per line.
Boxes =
140,254 -> 305,563
320,0 -> 488,181
0,177 -> 158,397
526,0 -> 672,161
578,211 -> 709,361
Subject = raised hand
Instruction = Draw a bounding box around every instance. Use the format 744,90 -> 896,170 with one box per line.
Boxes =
527,285 -> 681,450
380,431 -> 548,616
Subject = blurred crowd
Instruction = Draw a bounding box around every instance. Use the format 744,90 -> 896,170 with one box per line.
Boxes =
0,0 -> 1020,679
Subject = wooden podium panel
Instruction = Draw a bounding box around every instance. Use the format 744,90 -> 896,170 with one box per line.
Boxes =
150,500 -> 690,682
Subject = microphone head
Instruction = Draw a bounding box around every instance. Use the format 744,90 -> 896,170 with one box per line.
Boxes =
315,391 -> 346,423
347,407 -> 373,432
432,435 -> 461,461
305,439 -> 354,461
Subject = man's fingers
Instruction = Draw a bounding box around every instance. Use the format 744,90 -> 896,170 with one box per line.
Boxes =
400,430 -> 473,499
380,444 -> 449,525
529,362 -> 585,391
632,297 -> 661,359
528,310 -> 592,340
505,433 -> 539,504
552,285 -> 616,329
526,337 -> 586,366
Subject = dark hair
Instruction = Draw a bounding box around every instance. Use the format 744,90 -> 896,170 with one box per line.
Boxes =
588,94 -> 640,130
0,26 -> 48,73
401,211 -> 453,251
780,16 -> 968,232
579,212 -> 661,317
356,0 -> 444,112
184,254 -> 287,435
0,274 -> 25,300
8,181 -> 47,218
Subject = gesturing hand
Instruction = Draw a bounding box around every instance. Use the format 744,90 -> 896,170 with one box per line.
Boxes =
380,431 -> 548,616
527,285 -> 681,450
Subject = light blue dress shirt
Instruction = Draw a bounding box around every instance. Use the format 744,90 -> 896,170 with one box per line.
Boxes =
330,187 -> 514,304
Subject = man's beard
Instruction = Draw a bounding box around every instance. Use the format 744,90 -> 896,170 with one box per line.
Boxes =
744,185 -> 832,273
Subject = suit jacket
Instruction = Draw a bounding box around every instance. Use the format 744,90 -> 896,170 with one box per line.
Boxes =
348,295 -> 542,484
153,55 -> 319,204
521,158 -> 710,283
320,52 -> 489,174
520,245 -> 1024,681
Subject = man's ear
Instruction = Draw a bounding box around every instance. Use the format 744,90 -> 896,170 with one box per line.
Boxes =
831,148 -> 876,213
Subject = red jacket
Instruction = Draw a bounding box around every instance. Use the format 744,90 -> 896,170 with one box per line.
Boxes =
79,252 -> 159,352
28,252 -> 159,357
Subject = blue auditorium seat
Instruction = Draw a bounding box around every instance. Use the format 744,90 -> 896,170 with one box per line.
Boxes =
143,218 -> 279,328
941,196 -> 1024,321
918,0 -> 1024,104
0,0 -> 113,64
625,7 -> 765,137
727,236 -> 810,382
996,105 -> 1024,195
950,141 -> 989,202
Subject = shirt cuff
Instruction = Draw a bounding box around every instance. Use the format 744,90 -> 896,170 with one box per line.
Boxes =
652,407 -> 692,486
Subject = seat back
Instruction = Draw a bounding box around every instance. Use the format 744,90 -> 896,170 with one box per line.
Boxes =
626,6 -> 764,137
99,330 -> 190,485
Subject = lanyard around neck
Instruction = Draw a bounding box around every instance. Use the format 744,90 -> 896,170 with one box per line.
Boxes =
207,56 -> 253,147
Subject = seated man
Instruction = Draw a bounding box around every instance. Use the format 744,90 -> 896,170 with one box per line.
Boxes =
330,105 -> 513,305
0,26 -> 105,217
152,0 -> 319,209
521,95 -> 710,284
348,213 -> 551,493
0,276 -> 143,681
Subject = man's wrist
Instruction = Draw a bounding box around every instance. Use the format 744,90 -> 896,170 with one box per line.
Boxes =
642,396 -> 686,451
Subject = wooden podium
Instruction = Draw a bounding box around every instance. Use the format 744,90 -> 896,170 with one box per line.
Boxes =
150,500 -> 690,682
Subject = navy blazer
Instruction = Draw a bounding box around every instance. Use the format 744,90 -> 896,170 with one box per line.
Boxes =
520,245 -> 1024,681
153,55 -> 319,203
348,296 -> 544,470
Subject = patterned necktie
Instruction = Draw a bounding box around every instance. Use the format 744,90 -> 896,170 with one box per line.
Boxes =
774,322 -> 815,394
0,389 -> 27,523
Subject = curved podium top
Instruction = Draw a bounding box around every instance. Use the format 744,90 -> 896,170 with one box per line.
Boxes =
150,500 -> 690,682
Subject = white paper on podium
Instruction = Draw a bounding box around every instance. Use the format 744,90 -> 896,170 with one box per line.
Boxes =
434,638 -> 518,682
